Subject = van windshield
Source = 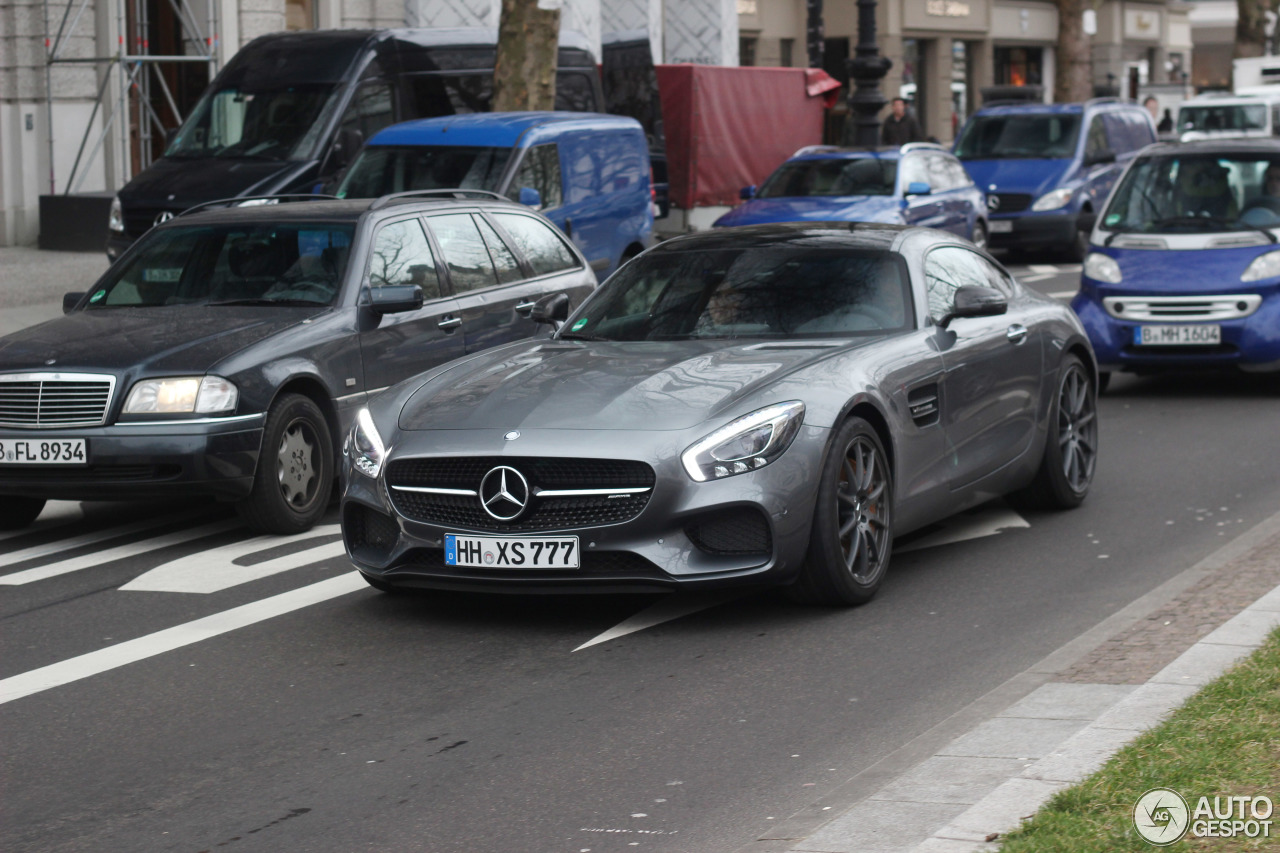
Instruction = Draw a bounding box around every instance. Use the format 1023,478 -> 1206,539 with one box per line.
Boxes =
167,84 -> 340,162
337,145 -> 513,198
1178,104 -> 1267,135
954,114 -> 1081,159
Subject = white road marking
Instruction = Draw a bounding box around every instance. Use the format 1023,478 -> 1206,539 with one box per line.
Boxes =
0,572 -> 366,705
0,501 -> 85,542
1028,264 -> 1060,274
573,592 -> 745,652
1049,290 -> 1078,299
895,505 -> 1029,554
1019,274 -> 1055,283
0,519 -> 242,585
0,510 -> 204,567
121,525 -> 344,593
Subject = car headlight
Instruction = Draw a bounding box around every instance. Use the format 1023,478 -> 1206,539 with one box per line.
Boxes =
123,376 -> 238,415
1083,252 -> 1122,284
681,401 -> 805,482
109,196 -> 124,233
1241,250 -> 1280,281
1031,188 -> 1074,212
349,408 -> 386,479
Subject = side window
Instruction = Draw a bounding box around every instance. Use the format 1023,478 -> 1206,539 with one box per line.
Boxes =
1085,116 -> 1110,158
923,246 -> 989,321
925,153 -> 956,190
899,154 -> 929,189
476,216 -> 524,284
1129,111 -> 1156,147
1272,105 -> 1280,137
971,252 -> 1018,298
428,212 -> 499,293
368,218 -> 442,301
944,156 -> 972,188
507,144 -> 563,210
492,212 -> 580,276
339,81 -> 396,144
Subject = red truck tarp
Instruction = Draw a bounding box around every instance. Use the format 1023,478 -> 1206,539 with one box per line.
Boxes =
656,65 -> 841,209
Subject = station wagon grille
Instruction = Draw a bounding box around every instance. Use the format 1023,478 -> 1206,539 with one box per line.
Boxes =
1103,295 -> 1263,322
0,373 -> 116,428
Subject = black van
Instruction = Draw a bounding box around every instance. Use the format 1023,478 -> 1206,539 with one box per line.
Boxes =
106,27 -> 604,259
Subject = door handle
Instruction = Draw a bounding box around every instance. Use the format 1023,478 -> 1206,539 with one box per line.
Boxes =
438,316 -> 462,330
1006,324 -> 1028,344
515,300 -> 537,314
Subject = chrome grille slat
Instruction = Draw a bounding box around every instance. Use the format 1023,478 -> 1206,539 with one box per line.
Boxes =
0,373 -> 115,428
1103,294 -> 1263,322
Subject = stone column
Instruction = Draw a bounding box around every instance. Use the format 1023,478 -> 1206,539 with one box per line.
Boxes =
968,36 -> 993,109
922,36 -> 951,142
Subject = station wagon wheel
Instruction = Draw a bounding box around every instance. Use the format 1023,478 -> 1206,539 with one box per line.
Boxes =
0,496 -> 46,530
1009,354 -> 1097,510
788,417 -> 894,607
236,393 -> 334,535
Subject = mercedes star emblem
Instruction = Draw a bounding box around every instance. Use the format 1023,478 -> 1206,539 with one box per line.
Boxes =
153,210 -> 175,226
479,465 -> 530,521
987,195 -> 1000,211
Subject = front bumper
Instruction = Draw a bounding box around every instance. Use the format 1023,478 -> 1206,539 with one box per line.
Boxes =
340,426 -> 828,594
0,414 -> 264,501
987,210 -> 1078,251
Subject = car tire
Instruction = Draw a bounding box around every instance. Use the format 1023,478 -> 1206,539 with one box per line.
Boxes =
1063,219 -> 1090,262
971,221 -> 988,251
787,417 -> 893,607
1009,354 -> 1098,510
236,393 -> 334,535
0,496 -> 47,530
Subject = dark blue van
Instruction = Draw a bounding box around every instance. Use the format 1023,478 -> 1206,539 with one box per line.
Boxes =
954,99 -> 1156,259
337,112 -> 655,280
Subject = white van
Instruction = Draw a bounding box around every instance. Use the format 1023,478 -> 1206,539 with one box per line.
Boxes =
1177,92 -> 1280,141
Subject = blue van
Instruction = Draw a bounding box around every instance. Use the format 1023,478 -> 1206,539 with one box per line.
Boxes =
337,112 -> 654,279
954,99 -> 1156,259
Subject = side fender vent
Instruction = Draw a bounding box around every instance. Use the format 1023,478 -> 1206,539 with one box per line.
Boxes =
907,384 -> 940,428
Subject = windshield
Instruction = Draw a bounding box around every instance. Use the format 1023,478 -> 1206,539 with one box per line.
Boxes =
757,158 -> 897,198
1101,154 -> 1280,233
86,223 -> 354,308
559,247 -> 912,342
1178,104 -> 1268,135
954,114 -> 1081,159
337,145 -> 515,198
167,85 -> 339,161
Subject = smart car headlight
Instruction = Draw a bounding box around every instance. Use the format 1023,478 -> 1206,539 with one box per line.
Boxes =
123,376 -> 238,414
349,407 -> 386,479
109,196 -> 124,233
682,401 -> 805,482
1031,188 -> 1074,212
1241,250 -> 1280,282
1084,252 -> 1122,284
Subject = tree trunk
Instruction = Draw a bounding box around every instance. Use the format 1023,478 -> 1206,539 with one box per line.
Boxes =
1235,0 -> 1273,62
1054,0 -> 1093,102
492,0 -> 561,113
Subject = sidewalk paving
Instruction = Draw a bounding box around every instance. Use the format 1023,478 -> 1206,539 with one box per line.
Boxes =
0,246 -> 107,335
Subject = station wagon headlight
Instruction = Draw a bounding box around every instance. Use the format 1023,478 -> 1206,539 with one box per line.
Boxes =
349,408 -> 386,479
123,376 -> 238,414
1031,188 -> 1074,212
109,196 -> 124,233
1241,250 -> 1280,281
682,401 -> 805,482
1084,253 -> 1122,284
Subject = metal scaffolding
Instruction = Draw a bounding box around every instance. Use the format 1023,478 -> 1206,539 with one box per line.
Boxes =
43,0 -> 220,194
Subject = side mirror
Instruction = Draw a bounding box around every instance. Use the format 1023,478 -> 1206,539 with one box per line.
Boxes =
367,284 -> 423,315
1084,149 -> 1116,167
63,292 -> 85,313
332,127 -> 365,169
518,186 -> 542,208
938,285 -> 1007,328
906,181 -> 932,196
530,292 -> 570,325
740,185 -> 757,201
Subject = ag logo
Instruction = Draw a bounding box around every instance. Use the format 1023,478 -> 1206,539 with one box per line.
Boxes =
1134,788 -> 1190,846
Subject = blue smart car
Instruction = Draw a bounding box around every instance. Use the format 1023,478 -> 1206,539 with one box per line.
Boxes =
1073,139 -> 1280,389
712,143 -> 989,246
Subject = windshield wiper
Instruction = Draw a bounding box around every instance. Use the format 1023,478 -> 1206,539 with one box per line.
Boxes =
556,332 -> 610,342
1148,215 -> 1277,243
208,298 -> 326,307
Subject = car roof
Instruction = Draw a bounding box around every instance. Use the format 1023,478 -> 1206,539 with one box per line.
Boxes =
169,195 -> 525,226
651,222 -> 914,253
973,98 -> 1146,118
369,111 -> 639,148
1133,138 -> 1280,157
786,143 -> 951,163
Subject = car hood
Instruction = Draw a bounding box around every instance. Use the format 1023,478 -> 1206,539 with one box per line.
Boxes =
0,306 -> 325,374
398,339 -> 861,432
960,158 -> 1074,197
1104,244 -> 1273,292
118,156 -> 310,210
713,196 -> 902,227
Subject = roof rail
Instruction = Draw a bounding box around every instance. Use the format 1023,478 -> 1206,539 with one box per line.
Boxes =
1084,96 -> 1125,107
900,141 -> 946,153
793,144 -> 843,157
175,193 -> 339,219
368,188 -> 509,210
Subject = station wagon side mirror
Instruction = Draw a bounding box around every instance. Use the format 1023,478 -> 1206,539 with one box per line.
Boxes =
63,292 -> 85,313
1084,149 -> 1116,167
938,285 -> 1007,329
367,284 -> 423,315
518,187 -> 542,208
530,292 -> 570,326
906,181 -> 932,197
740,185 -> 757,200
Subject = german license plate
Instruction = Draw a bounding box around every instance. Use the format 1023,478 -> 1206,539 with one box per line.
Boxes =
0,437 -> 87,465
989,220 -> 1013,233
1134,325 -> 1221,346
445,533 -> 580,569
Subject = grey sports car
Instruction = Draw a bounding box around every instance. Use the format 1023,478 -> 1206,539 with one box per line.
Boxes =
340,223 -> 1099,605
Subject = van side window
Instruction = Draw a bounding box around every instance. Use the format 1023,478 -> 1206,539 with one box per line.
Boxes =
1085,116 -> 1110,159
508,144 -> 563,210
429,213 -> 499,293
340,82 -> 396,145
492,213 -> 580,276
475,217 -> 524,284
368,218 -> 441,300
402,73 -> 492,118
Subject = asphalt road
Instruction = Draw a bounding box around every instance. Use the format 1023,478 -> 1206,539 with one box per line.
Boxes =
2,257 -> 1279,853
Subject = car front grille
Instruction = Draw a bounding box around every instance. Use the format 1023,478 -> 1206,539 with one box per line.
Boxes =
0,373 -> 115,428
990,193 -> 1032,213
386,456 -> 655,533
1103,295 -> 1263,321
123,207 -> 179,239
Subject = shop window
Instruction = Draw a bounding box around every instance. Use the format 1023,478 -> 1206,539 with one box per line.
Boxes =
740,37 -> 758,67
995,47 -> 1043,87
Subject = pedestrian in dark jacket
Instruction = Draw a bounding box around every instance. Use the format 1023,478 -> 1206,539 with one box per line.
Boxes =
881,98 -> 924,146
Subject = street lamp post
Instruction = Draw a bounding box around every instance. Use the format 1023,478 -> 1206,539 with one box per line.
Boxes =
846,0 -> 892,147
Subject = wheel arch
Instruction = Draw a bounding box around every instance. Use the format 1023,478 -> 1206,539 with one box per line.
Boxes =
268,375 -> 341,463
831,397 -> 896,485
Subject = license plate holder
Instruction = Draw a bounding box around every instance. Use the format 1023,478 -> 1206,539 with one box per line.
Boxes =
989,219 -> 1013,233
0,437 -> 88,466
445,533 -> 581,570
1133,324 -> 1222,346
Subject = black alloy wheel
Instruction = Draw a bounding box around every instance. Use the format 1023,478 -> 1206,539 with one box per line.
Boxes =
1010,354 -> 1098,510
